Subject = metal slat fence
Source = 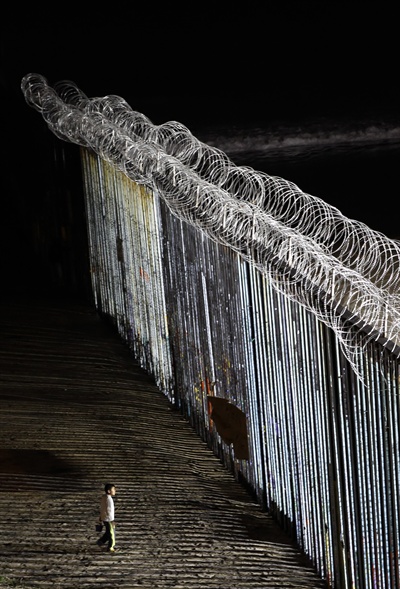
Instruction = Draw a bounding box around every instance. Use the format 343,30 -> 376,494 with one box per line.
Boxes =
80,148 -> 400,588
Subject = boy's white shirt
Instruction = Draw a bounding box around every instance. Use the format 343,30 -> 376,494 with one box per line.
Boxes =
100,494 -> 115,521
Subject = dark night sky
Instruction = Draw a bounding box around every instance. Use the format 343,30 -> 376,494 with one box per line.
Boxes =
2,4 -> 399,127
1,4 -> 399,292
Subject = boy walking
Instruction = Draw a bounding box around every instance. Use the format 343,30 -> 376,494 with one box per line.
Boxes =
97,483 -> 117,552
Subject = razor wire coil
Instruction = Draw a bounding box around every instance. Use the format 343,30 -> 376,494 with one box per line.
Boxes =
21,73 -> 400,379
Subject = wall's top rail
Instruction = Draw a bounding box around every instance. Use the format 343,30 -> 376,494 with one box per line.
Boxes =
21,73 -> 400,378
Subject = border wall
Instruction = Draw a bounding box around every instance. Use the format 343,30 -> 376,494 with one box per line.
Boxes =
81,150 -> 400,589
21,73 -> 400,588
